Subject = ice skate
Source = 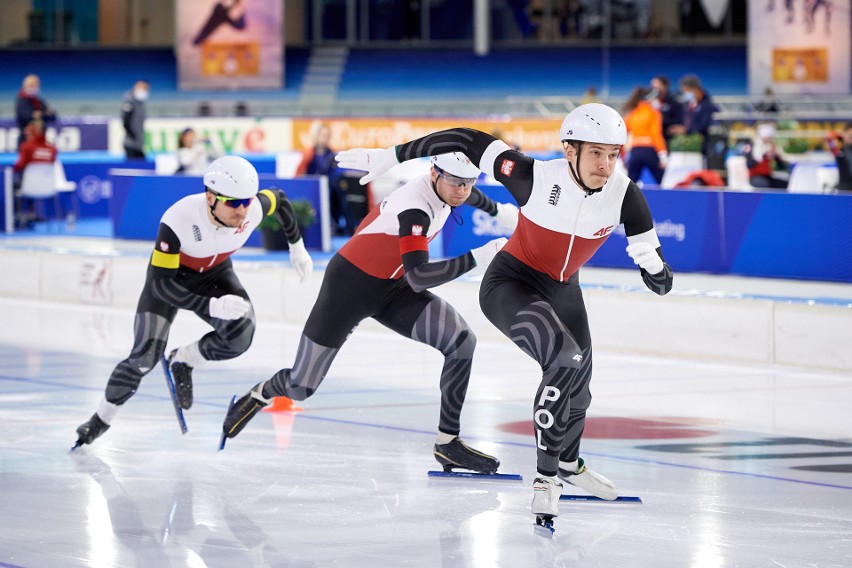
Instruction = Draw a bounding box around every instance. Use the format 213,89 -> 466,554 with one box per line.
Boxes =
72,413 -> 110,450
557,457 -> 618,501
532,476 -> 563,537
433,437 -> 499,474
167,349 -> 193,410
222,383 -> 271,439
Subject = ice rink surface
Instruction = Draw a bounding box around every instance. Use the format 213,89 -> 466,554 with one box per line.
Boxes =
1,233 -> 852,567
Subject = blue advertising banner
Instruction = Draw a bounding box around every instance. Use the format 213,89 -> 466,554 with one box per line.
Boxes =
0,118 -> 110,153
588,189 -> 725,273
109,171 -> 326,250
725,192 -> 852,281
441,185 -> 852,283
442,184 -> 515,258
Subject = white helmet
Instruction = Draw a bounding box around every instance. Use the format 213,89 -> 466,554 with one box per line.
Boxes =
431,152 -> 481,179
559,103 -> 627,145
203,156 -> 258,199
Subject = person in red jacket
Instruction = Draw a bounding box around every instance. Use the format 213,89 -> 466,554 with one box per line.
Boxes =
13,120 -> 57,175
12,120 -> 58,227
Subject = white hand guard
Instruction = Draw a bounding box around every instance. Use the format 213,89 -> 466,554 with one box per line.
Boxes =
626,242 -> 664,275
335,147 -> 399,185
494,202 -> 519,232
288,237 -> 313,283
468,237 -> 508,277
209,295 -> 251,320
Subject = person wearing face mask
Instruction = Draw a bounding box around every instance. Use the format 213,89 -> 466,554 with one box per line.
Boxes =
671,74 -> 718,161
334,103 -> 674,532
648,75 -> 683,147
122,80 -> 150,160
15,74 -> 57,150
221,152 -> 519,477
73,156 -> 314,449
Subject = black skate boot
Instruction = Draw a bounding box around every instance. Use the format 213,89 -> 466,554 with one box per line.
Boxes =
222,383 -> 272,439
73,413 -> 110,449
168,349 -> 193,410
433,437 -> 500,474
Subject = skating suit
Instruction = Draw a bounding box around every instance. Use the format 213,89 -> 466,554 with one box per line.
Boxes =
395,128 -> 672,474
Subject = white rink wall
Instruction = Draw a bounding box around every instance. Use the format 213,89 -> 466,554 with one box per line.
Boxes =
1,247 -> 850,373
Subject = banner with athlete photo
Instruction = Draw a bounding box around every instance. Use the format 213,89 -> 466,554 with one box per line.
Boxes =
748,0 -> 851,95
175,0 -> 283,90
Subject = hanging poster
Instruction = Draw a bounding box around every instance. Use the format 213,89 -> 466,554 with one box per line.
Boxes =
748,0 -> 850,95
176,0 -> 283,90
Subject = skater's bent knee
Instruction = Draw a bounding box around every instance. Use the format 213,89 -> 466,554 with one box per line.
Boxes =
447,329 -> 476,359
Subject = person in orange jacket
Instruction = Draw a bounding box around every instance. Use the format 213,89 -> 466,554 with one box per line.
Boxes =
622,86 -> 667,185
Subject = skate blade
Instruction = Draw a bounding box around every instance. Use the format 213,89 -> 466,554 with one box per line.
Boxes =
160,355 -> 188,435
560,494 -> 642,503
218,395 -> 236,452
427,470 -> 523,481
534,517 -> 555,538
70,440 -> 84,453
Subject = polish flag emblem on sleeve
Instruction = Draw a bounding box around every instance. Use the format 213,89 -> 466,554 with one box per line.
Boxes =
500,159 -> 515,176
411,224 -> 423,236
160,241 -> 169,252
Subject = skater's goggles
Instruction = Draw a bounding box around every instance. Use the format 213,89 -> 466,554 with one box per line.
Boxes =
213,193 -> 254,208
435,167 -> 477,188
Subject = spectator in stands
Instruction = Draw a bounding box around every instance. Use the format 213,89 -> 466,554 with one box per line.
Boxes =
176,128 -> 220,176
827,125 -> 852,192
754,87 -> 781,114
671,74 -> 718,162
741,123 -> 789,189
506,0 -> 538,38
558,0 -> 587,38
15,74 -> 57,150
296,122 -> 354,235
122,80 -> 150,160
12,119 -> 58,228
622,86 -> 667,185
580,86 -> 601,105
234,101 -> 249,116
649,75 -> 683,147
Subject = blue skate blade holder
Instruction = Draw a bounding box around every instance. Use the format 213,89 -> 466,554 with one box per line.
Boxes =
160,354 -> 188,435
560,494 -> 643,503
428,470 -> 523,481
534,517 -> 555,538
218,395 -> 236,452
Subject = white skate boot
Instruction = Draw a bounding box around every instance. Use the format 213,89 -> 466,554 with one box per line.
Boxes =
531,476 -> 563,537
557,457 -> 618,501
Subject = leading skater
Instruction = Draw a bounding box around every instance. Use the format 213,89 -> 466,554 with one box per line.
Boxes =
222,152 -> 518,475
74,156 -> 313,447
335,104 -> 674,528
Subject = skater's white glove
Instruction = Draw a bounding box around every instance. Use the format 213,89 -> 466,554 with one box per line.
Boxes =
288,237 -> 313,283
209,295 -> 251,320
468,237 -> 508,277
626,242 -> 664,275
494,202 -> 519,232
335,147 -> 399,185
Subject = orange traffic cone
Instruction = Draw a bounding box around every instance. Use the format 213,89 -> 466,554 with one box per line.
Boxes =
262,396 -> 303,413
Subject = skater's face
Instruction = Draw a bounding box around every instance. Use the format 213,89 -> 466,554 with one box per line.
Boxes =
564,142 -> 620,189
432,167 -> 475,206
206,190 -> 252,227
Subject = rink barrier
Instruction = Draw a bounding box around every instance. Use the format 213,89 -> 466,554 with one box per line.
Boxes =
0,245 -> 850,374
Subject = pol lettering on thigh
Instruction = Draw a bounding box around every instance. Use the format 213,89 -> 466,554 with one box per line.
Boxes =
535,385 -> 561,450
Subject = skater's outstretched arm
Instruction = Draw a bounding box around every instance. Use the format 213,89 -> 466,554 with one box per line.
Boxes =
398,209 -> 505,292
257,188 -> 313,282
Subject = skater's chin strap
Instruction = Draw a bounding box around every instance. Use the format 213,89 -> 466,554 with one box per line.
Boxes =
567,143 -> 604,195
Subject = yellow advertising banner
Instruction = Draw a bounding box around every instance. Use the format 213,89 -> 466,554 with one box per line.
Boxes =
292,118 -> 565,153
